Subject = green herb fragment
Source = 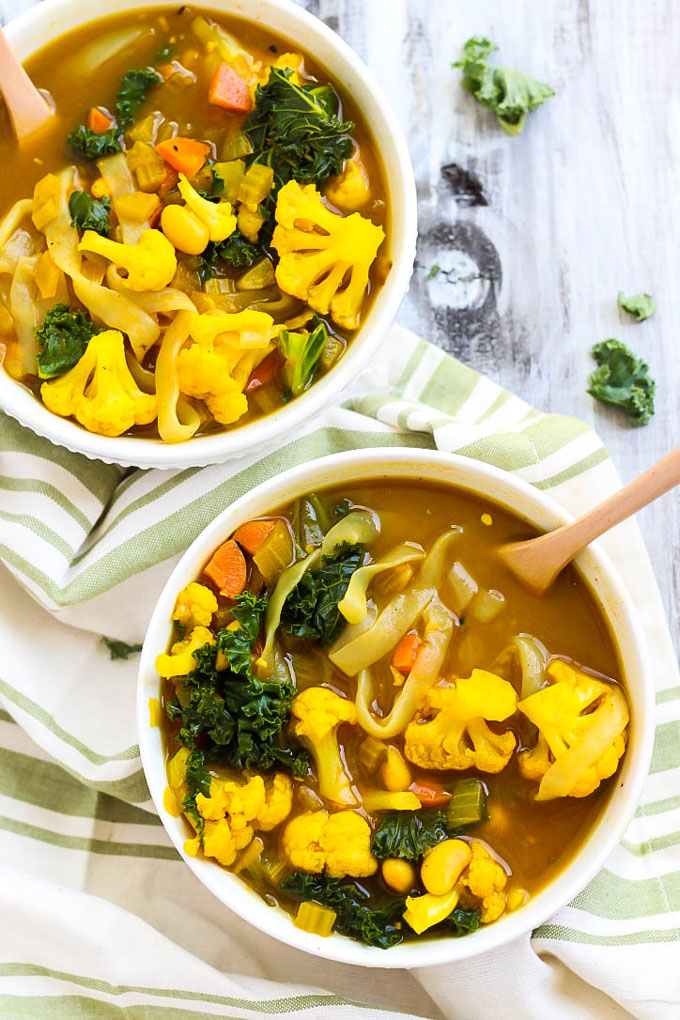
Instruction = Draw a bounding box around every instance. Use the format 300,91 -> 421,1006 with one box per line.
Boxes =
283,541 -> 365,646
35,304 -> 99,379
618,290 -> 655,322
371,810 -> 448,861
198,231 -> 263,281
69,191 -> 111,236
100,636 -> 143,660
587,339 -> 656,427
453,36 -> 554,135
279,318 -> 328,396
67,66 -> 161,160
427,264 -> 441,280
445,908 -> 481,936
281,871 -> 404,949
67,126 -> 122,160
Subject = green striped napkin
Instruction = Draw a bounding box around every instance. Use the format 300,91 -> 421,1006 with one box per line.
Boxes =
0,325 -> 677,1020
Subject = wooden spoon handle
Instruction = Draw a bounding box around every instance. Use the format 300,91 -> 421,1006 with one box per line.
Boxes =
0,27 -> 53,139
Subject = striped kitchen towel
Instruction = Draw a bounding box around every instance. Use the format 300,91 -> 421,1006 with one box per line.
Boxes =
0,324 -> 677,1020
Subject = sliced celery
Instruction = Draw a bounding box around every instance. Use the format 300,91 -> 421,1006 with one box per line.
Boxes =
446,778 -> 487,830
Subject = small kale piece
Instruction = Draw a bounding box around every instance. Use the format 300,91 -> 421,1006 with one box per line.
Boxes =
198,231 -> 263,281
371,810 -> 449,861
100,636 -> 143,660
69,191 -> 111,236
281,871 -> 404,949
279,318 -> 327,396
588,338 -> 656,427
35,304 -> 99,379
67,125 -> 122,159
618,290 -> 655,322
114,67 -> 162,130
283,541 -> 365,646
446,908 -> 481,936
453,37 -> 554,135
156,42 -> 176,61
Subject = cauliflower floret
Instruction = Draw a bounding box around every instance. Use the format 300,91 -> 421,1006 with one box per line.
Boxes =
404,669 -> 517,773
291,687 -> 357,806
281,809 -> 378,878
202,817 -> 254,866
462,841 -> 508,924
40,329 -> 157,437
518,659 -> 629,801
195,774 -> 266,867
271,179 -> 384,330
173,582 -> 218,629
255,773 -> 294,831
78,228 -> 177,291
155,625 -> 214,678
325,159 -> 371,212
177,173 -> 237,243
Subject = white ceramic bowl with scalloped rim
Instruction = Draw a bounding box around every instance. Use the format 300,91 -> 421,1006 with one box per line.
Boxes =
137,449 -> 655,968
0,0 -> 416,468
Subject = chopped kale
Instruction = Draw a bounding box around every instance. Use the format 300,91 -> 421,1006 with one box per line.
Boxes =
283,542 -> 365,646
198,231 -> 263,281
35,304 -> 99,379
67,125 -> 122,160
618,290 -> 655,322
371,810 -> 449,861
445,907 -> 482,937
67,66 -> 161,159
587,338 -> 656,426
100,636 -> 143,660
69,191 -> 111,236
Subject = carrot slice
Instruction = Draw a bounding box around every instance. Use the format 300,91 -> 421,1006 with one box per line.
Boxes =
245,351 -> 281,393
233,519 -> 276,556
155,137 -> 211,178
391,633 -> 422,675
208,62 -> 253,113
204,540 -> 247,599
87,107 -> 113,133
409,780 -> 452,808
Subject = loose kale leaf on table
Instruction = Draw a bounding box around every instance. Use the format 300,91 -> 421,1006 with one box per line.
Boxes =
587,338 -> 656,426
618,290 -> 655,322
100,636 -> 143,660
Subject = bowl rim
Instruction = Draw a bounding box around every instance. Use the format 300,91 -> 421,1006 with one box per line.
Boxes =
137,448 -> 656,968
0,0 -> 417,469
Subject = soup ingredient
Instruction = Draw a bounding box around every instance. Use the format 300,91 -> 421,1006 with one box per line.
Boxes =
34,303 -> 99,379
40,328 -> 157,436
161,205 -> 210,256
198,231 -> 262,280
618,290 -> 655,322
233,519 -> 276,556
391,633 -> 422,675
282,809 -> 376,878
290,687 -> 358,806
463,841 -> 507,923
283,542 -> 365,646
272,180 -> 385,330
381,747 -> 412,792
518,659 -> 629,800
100,636 -> 142,660
203,540 -> 247,598
256,773 -> 294,831
208,62 -> 253,113
68,191 -> 111,237
78,228 -> 176,291
294,900 -> 337,937
421,838 -> 472,896
330,587 -> 435,677
157,626 -> 214,678
370,810 -> 449,861
445,777 -> 488,828
68,67 -> 161,159
408,779 -> 451,808
173,582 -> 217,630
155,137 -> 211,178
325,159 -> 371,212
339,543 -> 426,627
381,858 -> 417,894
453,37 -> 555,136
403,669 -> 517,772
279,319 -> 327,396
403,889 -> 460,935
355,598 -> 456,738
587,339 -> 656,426
280,871 -> 403,948
177,174 -> 237,243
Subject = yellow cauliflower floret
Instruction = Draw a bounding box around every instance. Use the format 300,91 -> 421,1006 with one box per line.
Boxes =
78,228 -> 177,291
202,817 -> 254,866
177,173 -> 237,243
462,841 -> 508,924
272,179 -> 384,330
291,687 -> 357,806
282,810 -> 377,878
173,582 -> 218,629
325,159 -> 371,212
195,775 -> 267,867
518,659 -> 629,801
155,625 -> 214,678
269,52 -> 303,84
256,773 -> 294,831
404,669 -> 517,774
40,329 -> 156,438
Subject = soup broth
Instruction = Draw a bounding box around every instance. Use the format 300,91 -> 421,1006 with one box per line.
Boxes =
158,481 -> 629,948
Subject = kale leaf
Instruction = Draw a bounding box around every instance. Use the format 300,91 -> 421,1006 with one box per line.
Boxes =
170,593 -> 309,777
453,37 -> 554,136
69,191 -> 111,236
370,810 -> 449,861
279,318 -> 328,396
587,338 -> 656,426
198,231 -> 263,281
67,66 -> 160,159
35,304 -> 99,379
244,67 -> 354,225
282,541 -> 364,646
618,290 -> 655,322
280,871 -> 404,949
446,908 -> 481,937
67,125 -> 122,160
100,636 -> 143,660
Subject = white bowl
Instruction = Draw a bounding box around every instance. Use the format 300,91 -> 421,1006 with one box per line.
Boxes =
138,448 -> 655,968
1,0 -> 416,469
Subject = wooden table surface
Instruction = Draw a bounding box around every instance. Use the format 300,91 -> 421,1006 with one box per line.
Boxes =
2,0 -> 678,657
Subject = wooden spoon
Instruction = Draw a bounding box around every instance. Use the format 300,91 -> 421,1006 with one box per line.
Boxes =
0,27 -> 54,142
498,446 -> 680,597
